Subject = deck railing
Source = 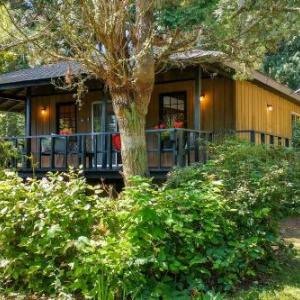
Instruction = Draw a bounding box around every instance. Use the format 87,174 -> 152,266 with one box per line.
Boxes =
1,128 -> 292,175
2,129 -> 212,173
235,130 -> 291,147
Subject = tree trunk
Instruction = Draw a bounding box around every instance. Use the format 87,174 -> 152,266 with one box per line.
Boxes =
112,95 -> 150,183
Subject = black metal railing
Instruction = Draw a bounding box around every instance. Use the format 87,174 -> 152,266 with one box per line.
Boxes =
1,128 -> 212,173
0,128 -> 292,175
235,130 -> 291,147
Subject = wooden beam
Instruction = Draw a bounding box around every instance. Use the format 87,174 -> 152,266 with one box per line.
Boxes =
0,94 -> 25,101
0,101 -> 24,112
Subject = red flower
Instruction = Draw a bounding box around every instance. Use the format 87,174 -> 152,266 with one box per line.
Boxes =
154,123 -> 166,129
112,133 -> 121,151
173,121 -> 184,128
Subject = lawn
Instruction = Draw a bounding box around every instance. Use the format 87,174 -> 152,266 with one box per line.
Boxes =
231,217 -> 300,300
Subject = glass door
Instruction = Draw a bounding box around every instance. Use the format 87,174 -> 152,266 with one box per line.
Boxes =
92,101 -> 118,167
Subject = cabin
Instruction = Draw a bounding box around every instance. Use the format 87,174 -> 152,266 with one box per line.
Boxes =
0,53 -> 300,181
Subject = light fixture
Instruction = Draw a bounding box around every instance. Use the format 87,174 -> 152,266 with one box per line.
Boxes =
41,106 -> 47,115
267,104 -> 273,112
200,94 -> 205,102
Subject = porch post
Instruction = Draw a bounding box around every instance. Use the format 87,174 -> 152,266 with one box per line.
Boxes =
194,66 -> 201,130
194,66 -> 202,162
25,87 -> 32,167
101,93 -> 108,167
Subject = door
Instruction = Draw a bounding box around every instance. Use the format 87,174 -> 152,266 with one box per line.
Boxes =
92,101 -> 118,167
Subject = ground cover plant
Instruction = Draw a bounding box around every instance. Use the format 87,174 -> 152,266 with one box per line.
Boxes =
0,140 -> 299,299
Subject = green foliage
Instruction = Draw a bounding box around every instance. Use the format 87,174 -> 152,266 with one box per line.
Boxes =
0,112 -> 24,137
158,0 -> 219,29
292,119 -> 300,149
168,139 -> 300,216
0,140 -> 299,298
0,171 -> 111,297
263,36 -> 300,90
0,140 -> 18,169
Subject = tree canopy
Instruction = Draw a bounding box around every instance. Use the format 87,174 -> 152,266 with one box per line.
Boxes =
0,0 -> 299,180
263,36 -> 300,90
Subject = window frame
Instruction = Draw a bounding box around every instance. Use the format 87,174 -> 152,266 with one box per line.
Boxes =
159,91 -> 187,127
56,102 -> 77,134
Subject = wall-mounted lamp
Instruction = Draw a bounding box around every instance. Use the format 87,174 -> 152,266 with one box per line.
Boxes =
267,104 -> 273,112
200,94 -> 205,102
41,106 -> 47,115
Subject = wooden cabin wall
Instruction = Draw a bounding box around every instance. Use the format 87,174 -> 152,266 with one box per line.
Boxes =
201,77 -> 235,132
30,91 -> 103,136
235,81 -> 300,138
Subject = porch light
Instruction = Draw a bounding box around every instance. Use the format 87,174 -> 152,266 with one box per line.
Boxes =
41,106 -> 47,115
267,104 -> 273,112
200,94 -> 205,102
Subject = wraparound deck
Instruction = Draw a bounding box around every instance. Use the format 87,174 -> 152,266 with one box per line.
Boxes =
2,128 -> 292,180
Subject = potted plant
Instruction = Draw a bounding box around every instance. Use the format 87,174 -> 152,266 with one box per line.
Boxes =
155,116 -> 184,149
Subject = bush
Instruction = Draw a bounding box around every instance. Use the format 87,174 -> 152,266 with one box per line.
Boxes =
167,139 -> 300,216
0,171 -> 112,297
292,119 -> 300,148
0,140 -> 299,299
0,140 -> 18,169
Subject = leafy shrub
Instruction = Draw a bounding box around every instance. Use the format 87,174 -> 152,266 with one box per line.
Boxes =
167,139 -> 300,216
0,140 -> 18,169
0,171 -> 116,298
292,119 -> 300,148
0,140 -> 299,299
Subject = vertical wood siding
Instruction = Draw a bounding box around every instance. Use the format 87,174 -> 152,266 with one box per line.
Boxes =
201,77 -> 235,132
235,81 -> 300,138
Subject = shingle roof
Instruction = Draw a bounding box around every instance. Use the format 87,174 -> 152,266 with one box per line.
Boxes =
0,61 -> 84,90
0,50 -> 221,90
0,51 -> 299,104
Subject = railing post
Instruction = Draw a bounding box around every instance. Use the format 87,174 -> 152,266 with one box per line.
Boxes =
158,131 -> 162,169
261,133 -> 266,144
285,138 -> 290,148
186,132 -> 191,165
64,136 -> 68,170
172,129 -> 177,166
38,137 -> 42,169
93,134 -> 98,169
107,133 -> 112,169
200,133 -> 207,163
51,136 -> 55,169
177,130 -> 185,167
250,130 -> 255,144
81,135 -> 86,169
102,133 -> 107,169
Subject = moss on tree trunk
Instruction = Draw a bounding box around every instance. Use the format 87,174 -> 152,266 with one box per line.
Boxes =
112,97 -> 150,183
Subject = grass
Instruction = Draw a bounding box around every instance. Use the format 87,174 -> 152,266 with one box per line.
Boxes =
230,217 -> 300,300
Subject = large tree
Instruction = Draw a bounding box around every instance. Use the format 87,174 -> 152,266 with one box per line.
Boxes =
0,0 -> 299,182
263,36 -> 300,90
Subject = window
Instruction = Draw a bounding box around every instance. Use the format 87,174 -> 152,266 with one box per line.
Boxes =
57,103 -> 77,134
159,92 -> 187,127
